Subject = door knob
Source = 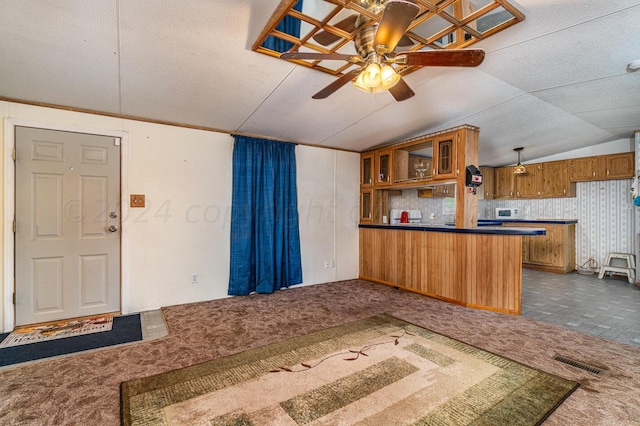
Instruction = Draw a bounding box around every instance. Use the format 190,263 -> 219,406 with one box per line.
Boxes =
108,225 -> 118,232
109,212 -> 118,219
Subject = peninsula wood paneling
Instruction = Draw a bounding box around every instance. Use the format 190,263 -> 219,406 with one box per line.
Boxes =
359,228 -> 522,315
464,233 -> 522,313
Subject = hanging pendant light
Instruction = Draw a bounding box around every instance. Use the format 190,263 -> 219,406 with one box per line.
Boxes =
513,147 -> 526,174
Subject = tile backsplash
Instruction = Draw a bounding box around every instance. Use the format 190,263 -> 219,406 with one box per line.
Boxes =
389,179 -> 635,268
389,189 -> 456,224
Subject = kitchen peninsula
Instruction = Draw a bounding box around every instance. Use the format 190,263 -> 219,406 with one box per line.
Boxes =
359,125 -> 572,315
359,223 -> 544,315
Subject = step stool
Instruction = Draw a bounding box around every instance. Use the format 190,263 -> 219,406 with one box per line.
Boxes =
598,252 -> 636,284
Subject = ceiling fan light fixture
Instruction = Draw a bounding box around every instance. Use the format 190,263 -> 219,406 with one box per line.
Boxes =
380,64 -> 400,89
353,71 -> 372,93
362,63 -> 382,88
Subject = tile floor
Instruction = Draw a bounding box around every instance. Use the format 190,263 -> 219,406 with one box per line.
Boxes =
140,309 -> 168,341
521,269 -> 640,347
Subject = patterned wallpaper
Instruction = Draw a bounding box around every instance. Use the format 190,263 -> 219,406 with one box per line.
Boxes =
390,179 -> 636,269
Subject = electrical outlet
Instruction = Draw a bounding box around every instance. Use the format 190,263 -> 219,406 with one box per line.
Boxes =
191,273 -> 199,284
430,213 -> 436,220
324,261 -> 329,269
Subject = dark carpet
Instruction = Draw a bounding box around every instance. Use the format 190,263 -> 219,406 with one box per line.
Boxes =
0,314 -> 142,367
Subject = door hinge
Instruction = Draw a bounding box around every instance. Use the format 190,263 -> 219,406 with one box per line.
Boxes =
114,138 -> 121,146
12,219 -> 16,233
12,292 -> 16,305
12,147 -> 16,161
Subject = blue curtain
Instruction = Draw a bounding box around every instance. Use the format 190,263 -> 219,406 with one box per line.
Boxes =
229,136 -> 303,296
261,0 -> 303,53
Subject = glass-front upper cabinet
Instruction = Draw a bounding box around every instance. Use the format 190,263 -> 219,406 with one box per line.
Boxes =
360,189 -> 373,222
374,149 -> 392,186
434,136 -> 456,179
360,153 -> 373,187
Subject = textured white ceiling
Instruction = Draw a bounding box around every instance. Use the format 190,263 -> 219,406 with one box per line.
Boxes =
1,0 -> 639,166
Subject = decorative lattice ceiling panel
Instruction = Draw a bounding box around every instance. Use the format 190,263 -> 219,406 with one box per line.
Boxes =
253,0 -> 525,77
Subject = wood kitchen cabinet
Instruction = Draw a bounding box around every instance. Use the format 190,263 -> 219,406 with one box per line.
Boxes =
478,166 -> 494,199
569,156 -> 600,181
433,183 -> 455,198
569,152 -> 634,182
514,166 -> 538,198
433,136 -> 456,179
494,161 -> 574,199
374,150 -> 392,186
360,189 -> 390,223
539,160 -> 573,197
416,183 -> 455,198
360,153 -> 374,187
494,167 -> 515,198
360,189 -> 373,222
359,124 -> 479,227
605,152 -> 635,179
506,222 -> 576,273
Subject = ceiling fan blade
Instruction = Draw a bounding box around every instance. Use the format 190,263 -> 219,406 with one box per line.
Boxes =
388,76 -> 415,102
313,14 -> 359,46
312,69 -> 362,99
280,52 -> 360,62
398,35 -> 415,47
396,49 -> 485,67
373,0 -> 420,53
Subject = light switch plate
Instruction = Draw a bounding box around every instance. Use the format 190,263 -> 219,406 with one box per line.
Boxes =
130,194 -> 145,208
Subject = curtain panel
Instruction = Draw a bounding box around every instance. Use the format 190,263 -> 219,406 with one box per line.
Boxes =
228,136 -> 303,296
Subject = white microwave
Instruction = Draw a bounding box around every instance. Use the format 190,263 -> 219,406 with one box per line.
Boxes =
496,207 -> 519,218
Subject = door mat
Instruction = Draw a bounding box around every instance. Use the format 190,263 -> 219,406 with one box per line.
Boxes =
0,315 -> 113,348
0,314 -> 142,367
121,313 -> 579,426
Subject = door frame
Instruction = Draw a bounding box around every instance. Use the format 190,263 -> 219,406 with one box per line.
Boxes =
3,118 -> 131,332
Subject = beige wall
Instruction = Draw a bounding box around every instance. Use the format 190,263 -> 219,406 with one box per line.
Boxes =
0,101 -> 360,331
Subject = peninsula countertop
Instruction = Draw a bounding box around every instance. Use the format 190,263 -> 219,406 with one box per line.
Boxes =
359,218 -> 578,235
358,223 -> 546,236
480,218 -> 578,225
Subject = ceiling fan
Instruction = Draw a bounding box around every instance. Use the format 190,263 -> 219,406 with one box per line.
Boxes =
280,0 -> 485,102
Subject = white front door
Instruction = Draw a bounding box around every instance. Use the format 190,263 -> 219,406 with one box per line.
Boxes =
14,127 -> 121,326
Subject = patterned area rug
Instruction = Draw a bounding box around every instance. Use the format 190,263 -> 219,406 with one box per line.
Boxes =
0,315 -> 113,348
121,314 -> 579,425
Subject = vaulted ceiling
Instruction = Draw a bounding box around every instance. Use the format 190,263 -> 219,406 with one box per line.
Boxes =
1,0 -> 639,166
